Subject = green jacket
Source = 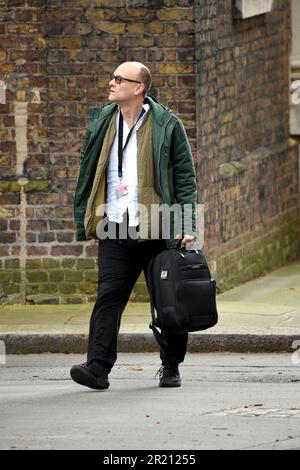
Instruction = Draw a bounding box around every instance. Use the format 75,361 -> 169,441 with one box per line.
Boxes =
73,96 -> 197,248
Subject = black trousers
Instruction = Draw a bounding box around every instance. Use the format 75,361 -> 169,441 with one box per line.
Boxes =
87,225 -> 188,373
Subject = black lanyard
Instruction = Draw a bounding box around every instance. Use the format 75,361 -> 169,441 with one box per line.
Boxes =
118,108 -> 146,180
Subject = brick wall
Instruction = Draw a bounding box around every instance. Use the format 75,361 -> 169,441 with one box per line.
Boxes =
0,0 -> 299,303
0,0 -> 197,303
194,0 -> 299,290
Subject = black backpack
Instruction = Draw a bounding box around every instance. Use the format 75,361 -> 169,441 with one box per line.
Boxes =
148,247 -> 218,348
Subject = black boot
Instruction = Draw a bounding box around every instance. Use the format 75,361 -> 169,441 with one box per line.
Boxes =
70,361 -> 110,390
157,365 -> 181,388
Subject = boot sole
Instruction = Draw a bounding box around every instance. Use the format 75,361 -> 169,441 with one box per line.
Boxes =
70,366 -> 109,390
159,381 -> 181,388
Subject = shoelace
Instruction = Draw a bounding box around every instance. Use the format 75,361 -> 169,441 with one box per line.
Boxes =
155,365 -> 174,379
155,366 -> 164,379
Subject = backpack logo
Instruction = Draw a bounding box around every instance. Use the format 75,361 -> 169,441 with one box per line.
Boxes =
161,270 -> 168,280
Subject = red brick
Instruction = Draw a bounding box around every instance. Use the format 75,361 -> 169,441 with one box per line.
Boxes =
0,246 -> 9,257
38,233 -> 56,243
26,233 -> 37,243
27,245 -> 48,256
0,219 -> 8,231
11,246 -> 21,256
86,245 -> 98,257
56,232 -> 74,243
51,245 -> 83,256
0,232 -> 16,243
9,220 -> 20,231
27,220 -> 48,231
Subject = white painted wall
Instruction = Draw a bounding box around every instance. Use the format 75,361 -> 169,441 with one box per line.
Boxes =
235,0 -> 273,18
291,0 -> 300,65
290,0 -> 300,135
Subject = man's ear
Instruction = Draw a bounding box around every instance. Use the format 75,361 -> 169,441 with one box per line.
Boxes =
135,83 -> 145,96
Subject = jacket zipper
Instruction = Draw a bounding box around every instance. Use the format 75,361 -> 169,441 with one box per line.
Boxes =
156,115 -> 173,197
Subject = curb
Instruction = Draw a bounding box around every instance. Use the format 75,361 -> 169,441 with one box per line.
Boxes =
1,333 -> 299,354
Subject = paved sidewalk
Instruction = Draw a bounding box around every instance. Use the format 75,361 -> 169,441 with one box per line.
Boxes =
0,260 -> 300,353
1,353 -> 300,450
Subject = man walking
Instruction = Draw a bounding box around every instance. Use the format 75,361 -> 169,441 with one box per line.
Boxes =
71,62 -> 197,390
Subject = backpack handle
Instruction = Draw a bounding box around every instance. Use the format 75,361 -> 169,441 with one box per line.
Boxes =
175,238 -> 200,254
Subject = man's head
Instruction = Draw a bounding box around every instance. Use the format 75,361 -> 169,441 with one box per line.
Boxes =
108,62 -> 152,105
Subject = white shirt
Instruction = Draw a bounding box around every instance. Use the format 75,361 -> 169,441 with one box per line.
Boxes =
105,104 -> 150,226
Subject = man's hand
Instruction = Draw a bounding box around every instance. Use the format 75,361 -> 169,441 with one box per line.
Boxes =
176,234 -> 196,248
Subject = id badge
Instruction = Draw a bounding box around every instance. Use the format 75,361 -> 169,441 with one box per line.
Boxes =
115,181 -> 128,198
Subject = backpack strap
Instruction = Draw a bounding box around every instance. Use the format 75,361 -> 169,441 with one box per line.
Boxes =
149,323 -> 168,352
147,256 -> 157,327
147,256 -> 168,352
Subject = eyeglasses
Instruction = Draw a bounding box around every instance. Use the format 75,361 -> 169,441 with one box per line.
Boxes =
111,74 -> 142,85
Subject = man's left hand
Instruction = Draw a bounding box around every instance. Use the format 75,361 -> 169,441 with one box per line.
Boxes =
177,234 -> 196,248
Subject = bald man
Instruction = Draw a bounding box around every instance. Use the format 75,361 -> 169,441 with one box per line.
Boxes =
71,62 -> 197,390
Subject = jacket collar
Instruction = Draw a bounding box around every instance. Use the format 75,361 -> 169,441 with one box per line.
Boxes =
145,95 -> 173,126
89,96 -> 172,126
89,102 -> 117,122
